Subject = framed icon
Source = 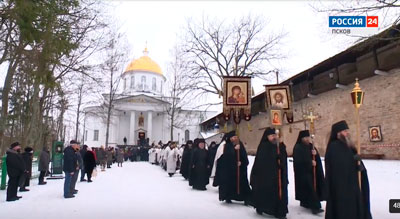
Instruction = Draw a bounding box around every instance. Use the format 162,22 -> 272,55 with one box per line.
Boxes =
265,85 -> 292,110
271,109 -> 283,126
369,126 -> 382,142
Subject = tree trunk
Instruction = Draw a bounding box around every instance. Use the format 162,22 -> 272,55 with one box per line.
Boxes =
170,110 -> 174,141
75,89 -> 82,141
105,106 -> 111,147
25,80 -> 41,147
0,58 -> 19,155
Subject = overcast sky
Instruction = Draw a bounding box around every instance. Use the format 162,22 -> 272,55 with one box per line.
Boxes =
1,1 -> 391,94
111,0 -> 369,94
0,0 -> 396,138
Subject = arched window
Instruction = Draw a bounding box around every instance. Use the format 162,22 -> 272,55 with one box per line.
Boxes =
141,76 -> 146,90
185,130 -> 190,142
152,77 -> 156,91
123,78 -> 127,90
160,81 -> 163,93
130,76 -> 135,89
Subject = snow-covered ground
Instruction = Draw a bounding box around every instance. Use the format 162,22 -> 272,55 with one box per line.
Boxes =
0,157 -> 399,219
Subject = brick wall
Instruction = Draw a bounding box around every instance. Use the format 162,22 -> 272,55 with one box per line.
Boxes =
235,68 -> 400,159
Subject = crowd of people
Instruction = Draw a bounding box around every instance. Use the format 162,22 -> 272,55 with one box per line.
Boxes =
5,143 -> 50,201
146,120 -> 372,219
4,119 -> 372,219
62,141 -> 126,199
4,140 -> 126,201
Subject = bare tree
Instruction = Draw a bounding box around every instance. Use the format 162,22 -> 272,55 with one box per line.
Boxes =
99,32 -> 129,148
0,0 -> 108,154
163,47 -> 193,141
70,74 -> 101,141
179,14 -> 285,99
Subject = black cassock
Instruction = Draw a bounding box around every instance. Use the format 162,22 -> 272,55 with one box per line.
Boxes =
189,148 -> 209,190
207,145 -> 218,177
293,142 -> 325,209
250,141 -> 288,218
215,141 -> 251,202
325,139 -> 372,219
180,147 -> 192,180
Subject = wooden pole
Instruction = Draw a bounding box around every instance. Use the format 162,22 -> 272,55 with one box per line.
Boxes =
311,135 -> 317,192
305,108 -> 319,193
351,78 -> 364,191
355,107 -> 362,190
236,146 -> 240,195
276,128 -> 282,200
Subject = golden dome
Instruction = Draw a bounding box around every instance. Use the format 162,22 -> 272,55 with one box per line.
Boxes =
124,48 -> 162,75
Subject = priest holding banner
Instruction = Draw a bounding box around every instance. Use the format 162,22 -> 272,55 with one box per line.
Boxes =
250,127 -> 288,219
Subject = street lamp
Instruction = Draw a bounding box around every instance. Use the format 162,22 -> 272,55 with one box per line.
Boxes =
350,78 -> 364,190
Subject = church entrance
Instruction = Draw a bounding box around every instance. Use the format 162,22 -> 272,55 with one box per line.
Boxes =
138,132 -> 146,139
138,131 -> 148,146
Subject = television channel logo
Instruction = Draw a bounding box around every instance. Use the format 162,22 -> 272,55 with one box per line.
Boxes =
329,16 -> 378,35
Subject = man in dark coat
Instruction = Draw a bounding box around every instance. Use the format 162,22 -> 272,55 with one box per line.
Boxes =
6,142 -> 25,201
63,140 -> 79,198
38,146 -> 50,185
106,147 -> 113,168
293,130 -> 325,214
215,131 -> 251,205
189,139 -> 210,190
70,146 -> 82,195
80,145 -> 88,182
325,120 -> 372,219
83,147 -> 96,182
19,147 -> 34,192
180,140 -> 193,180
250,127 -> 288,219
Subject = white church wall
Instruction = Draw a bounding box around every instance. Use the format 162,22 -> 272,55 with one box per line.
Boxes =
118,113 -> 130,145
84,114 -> 105,148
152,112 -> 165,143
122,71 -> 165,96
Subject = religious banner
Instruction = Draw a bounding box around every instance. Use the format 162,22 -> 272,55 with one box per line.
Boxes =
265,85 -> 293,126
265,85 -> 292,110
223,76 -> 252,124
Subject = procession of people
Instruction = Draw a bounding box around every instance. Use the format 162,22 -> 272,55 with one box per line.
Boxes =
3,119 -> 372,219
144,119 -> 372,219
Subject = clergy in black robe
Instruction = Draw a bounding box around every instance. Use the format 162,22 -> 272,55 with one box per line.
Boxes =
293,130 -> 325,215
188,139 -> 200,186
189,139 -> 210,190
325,120 -> 372,219
215,131 -> 251,204
180,140 -> 193,180
207,141 -> 217,177
250,127 -> 288,219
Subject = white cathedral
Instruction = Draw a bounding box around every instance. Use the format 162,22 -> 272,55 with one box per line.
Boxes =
83,48 -> 215,148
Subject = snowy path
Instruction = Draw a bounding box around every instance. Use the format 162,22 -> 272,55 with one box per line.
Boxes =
0,158 -> 399,219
